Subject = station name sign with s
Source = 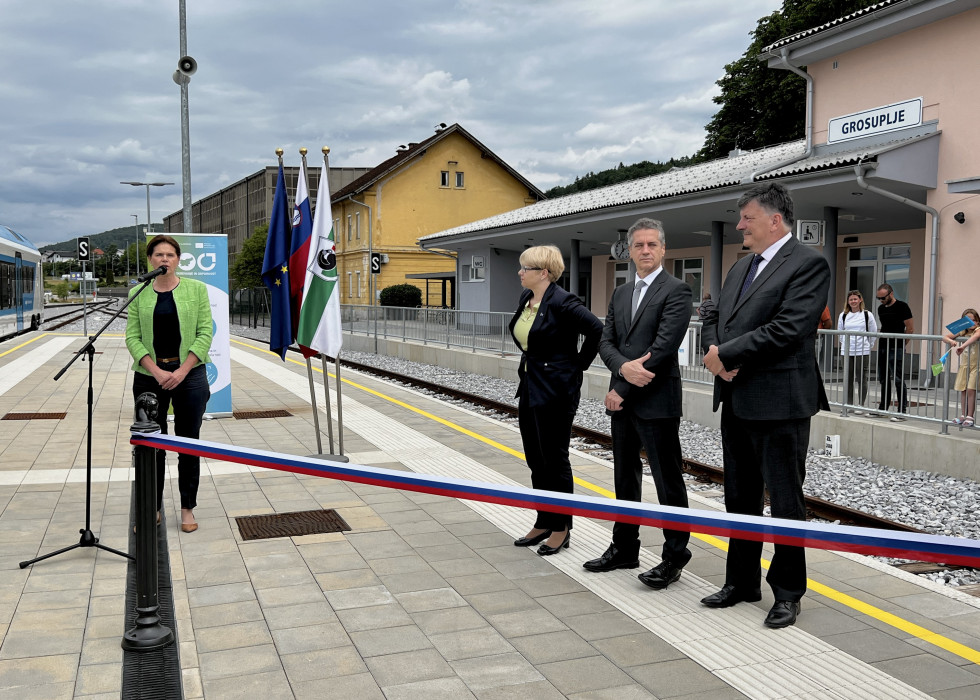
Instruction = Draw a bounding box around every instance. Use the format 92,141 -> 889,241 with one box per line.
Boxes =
828,97 -> 922,144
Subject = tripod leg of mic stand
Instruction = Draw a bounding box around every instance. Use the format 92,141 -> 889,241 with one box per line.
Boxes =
20,528 -> 135,568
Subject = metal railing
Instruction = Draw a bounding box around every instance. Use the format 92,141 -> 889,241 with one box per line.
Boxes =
339,304 -> 978,432
228,292 -> 977,432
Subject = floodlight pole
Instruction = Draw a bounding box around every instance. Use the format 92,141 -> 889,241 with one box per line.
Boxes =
179,0 -> 192,232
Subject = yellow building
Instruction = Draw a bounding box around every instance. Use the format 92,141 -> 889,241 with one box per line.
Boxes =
330,123 -> 543,307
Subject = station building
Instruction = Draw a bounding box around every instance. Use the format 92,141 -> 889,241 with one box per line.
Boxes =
329,123 -> 543,307
420,0 -> 980,344
166,124 -> 544,302
163,166 -> 370,267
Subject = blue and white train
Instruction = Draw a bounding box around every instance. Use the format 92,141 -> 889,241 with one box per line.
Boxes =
0,224 -> 43,340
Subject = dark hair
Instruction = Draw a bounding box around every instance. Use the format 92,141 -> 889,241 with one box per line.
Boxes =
627,217 -> 666,247
737,183 -> 795,227
877,283 -> 893,294
146,234 -> 181,258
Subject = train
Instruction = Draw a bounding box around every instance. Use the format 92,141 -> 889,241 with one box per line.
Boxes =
0,224 -> 43,340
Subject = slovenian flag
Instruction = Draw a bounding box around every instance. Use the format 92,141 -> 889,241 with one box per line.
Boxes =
288,158 -> 314,353
296,161 -> 343,359
261,164 -> 293,360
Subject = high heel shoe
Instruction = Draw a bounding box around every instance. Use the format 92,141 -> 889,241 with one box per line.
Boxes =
514,529 -> 551,547
537,530 -> 570,556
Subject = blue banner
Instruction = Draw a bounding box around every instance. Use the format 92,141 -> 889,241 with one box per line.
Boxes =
171,233 -> 232,416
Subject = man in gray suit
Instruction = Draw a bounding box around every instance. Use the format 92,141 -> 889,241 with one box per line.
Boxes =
701,183 -> 830,628
584,218 -> 693,590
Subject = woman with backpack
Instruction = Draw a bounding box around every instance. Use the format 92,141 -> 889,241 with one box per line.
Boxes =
838,290 -> 877,414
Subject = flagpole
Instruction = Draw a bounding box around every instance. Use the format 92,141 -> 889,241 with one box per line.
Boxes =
318,148 -> 335,454
320,146 -> 345,457
297,147 -> 325,455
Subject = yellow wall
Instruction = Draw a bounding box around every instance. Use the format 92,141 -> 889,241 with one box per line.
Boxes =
334,131 -> 535,303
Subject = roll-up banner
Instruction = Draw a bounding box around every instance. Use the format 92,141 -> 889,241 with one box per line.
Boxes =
171,233 -> 232,416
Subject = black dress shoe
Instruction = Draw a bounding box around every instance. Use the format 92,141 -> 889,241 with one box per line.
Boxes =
537,530 -> 570,556
700,584 -> 762,608
764,600 -> 801,628
637,560 -> 684,590
514,530 -> 551,547
582,545 -> 640,572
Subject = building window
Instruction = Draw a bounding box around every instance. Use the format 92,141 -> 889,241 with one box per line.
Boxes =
356,271 -> 361,297
455,171 -> 464,188
333,218 -> 339,238
347,271 -> 353,298
672,257 -> 704,305
440,171 -> 449,187
346,214 -> 352,241
355,211 -> 360,240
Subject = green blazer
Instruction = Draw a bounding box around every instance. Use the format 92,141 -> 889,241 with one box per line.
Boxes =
125,277 -> 213,375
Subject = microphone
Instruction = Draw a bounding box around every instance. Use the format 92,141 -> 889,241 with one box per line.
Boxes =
138,266 -> 167,283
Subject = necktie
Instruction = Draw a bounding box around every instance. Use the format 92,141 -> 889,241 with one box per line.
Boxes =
738,254 -> 764,300
631,280 -> 646,320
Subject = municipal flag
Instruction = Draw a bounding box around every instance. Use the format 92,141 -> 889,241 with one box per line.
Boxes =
261,165 -> 293,359
932,349 -> 951,377
288,159 -> 314,341
946,316 -> 976,335
297,164 -> 343,358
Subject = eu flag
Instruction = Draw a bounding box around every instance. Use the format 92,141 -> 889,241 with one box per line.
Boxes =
262,165 -> 293,359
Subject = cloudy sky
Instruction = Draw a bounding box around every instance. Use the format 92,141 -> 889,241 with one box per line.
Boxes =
1,0 -> 782,246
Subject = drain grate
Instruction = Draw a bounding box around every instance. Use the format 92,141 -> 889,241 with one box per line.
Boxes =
233,409 -> 293,419
235,509 -> 351,540
2,412 -> 68,420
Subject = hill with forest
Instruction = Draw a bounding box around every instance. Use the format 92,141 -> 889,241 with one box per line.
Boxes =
39,225 -> 164,254
544,157 -> 697,198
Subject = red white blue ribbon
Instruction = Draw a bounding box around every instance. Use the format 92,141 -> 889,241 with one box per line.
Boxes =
131,432 -> 980,567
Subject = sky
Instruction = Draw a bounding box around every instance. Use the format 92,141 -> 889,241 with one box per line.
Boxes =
0,0 -> 783,247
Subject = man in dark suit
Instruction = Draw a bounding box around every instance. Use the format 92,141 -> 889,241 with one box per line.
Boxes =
700,183 -> 830,629
584,218 -> 694,590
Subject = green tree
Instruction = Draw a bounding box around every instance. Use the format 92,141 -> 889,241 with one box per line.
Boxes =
230,225 -> 268,290
697,0 -> 873,161
54,281 -> 69,300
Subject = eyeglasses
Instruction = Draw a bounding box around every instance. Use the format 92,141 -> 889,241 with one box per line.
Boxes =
876,294 -> 889,300
519,266 -> 542,273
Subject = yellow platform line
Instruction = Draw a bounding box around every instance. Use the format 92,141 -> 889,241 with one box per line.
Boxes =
232,338 -> 980,665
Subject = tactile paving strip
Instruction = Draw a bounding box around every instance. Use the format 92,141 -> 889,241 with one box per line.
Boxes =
235,508 -> 350,540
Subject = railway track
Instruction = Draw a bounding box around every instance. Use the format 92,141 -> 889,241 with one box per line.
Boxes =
325,353 -> 975,585
42,299 -> 122,331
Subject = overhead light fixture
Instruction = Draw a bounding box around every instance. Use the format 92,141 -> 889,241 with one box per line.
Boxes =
954,212 -> 966,224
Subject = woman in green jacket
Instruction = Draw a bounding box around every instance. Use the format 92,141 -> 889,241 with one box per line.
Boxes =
126,234 -> 213,533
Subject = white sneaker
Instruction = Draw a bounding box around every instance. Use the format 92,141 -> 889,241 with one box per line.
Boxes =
852,410 -> 866,416
889,416 -> 907,422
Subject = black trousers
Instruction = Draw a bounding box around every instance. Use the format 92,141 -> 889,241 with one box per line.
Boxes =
518,394 -> 576,531
720,403 -> 809,602
610,412 -> 691,566
132,363 -> 210,511
877,339 -> 908,412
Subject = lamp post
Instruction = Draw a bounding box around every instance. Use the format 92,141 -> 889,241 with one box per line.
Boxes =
130,214 -> 139,281
120,182 -> 174,268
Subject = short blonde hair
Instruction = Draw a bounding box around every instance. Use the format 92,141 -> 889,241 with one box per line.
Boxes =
520,245 -> 564,283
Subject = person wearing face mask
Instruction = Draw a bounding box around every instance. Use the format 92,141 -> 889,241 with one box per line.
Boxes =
126,234 -> 213,533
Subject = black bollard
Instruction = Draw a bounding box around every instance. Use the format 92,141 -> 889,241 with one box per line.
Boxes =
122,392 -> 175,651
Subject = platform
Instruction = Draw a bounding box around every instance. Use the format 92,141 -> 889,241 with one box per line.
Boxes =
1,331 -> 979,699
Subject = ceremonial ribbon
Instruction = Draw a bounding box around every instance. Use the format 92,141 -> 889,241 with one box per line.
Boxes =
131,433 -> 980,568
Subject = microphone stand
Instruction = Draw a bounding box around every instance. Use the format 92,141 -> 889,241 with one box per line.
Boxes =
20,274 -> 160,568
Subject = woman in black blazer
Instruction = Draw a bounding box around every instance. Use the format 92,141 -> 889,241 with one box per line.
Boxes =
508,245 -> 602,556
